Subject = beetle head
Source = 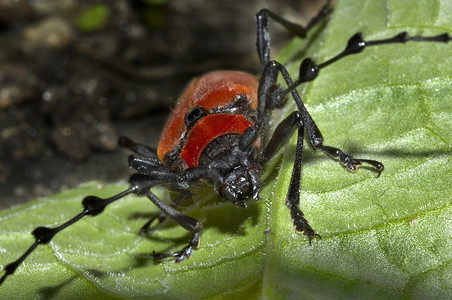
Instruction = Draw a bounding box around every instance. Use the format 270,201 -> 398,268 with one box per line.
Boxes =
215,163 -> 261,208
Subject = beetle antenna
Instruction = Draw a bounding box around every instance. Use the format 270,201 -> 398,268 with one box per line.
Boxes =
0,187 -> 136,286
281,32 -> 451,97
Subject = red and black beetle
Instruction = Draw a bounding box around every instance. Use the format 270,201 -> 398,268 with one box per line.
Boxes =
1,1 -> 450,285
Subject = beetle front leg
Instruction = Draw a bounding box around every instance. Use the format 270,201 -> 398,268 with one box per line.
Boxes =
140,188 -> 192,235
259,111 -> 320,242
131,166 -> 206,262
140,212 -> 167,235
296,99 -> 384,176
260,60 -> 384,176
146,190 -> 202,262
287,125 -> 321,242
319,146 -> 384,176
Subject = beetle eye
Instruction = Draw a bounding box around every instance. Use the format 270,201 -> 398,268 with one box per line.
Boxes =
185,106 -> 206,126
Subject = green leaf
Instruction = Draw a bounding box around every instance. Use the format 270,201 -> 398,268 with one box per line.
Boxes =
76,4 -> 109,33
1,0 -> 451,298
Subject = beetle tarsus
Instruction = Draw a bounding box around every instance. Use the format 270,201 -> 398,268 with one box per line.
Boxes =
319,145 -> 385,176
152,232 -> 201,263
289,205 -> 321,244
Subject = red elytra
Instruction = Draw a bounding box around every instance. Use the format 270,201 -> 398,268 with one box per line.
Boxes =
157,70 -> 259,170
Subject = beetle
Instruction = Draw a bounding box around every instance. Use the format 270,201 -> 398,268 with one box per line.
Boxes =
0,0 -> 450,286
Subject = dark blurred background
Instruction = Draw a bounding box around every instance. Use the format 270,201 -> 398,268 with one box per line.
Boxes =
0,0 -> 325,209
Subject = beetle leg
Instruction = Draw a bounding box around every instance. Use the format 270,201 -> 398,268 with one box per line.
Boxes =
118,136 -> 158,159
146,190 -> 202,262
260,60 -> 384,176
258,111 -> 301,164
259,111 -> 320,241
0,160 -> 207,285
318,146 -> 384,177
128,154 -> 165,172
255,0 -> 332,70
152,232 -> 201,263
140,212 -> 167,235
257,60 -> 383,242
127,164 -> 206,262
140,188 -> 191,235
287,125 -> 321,243
127,165 -> 207,262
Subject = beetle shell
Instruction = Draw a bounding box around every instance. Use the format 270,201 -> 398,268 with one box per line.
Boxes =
157,71 -> 259,170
